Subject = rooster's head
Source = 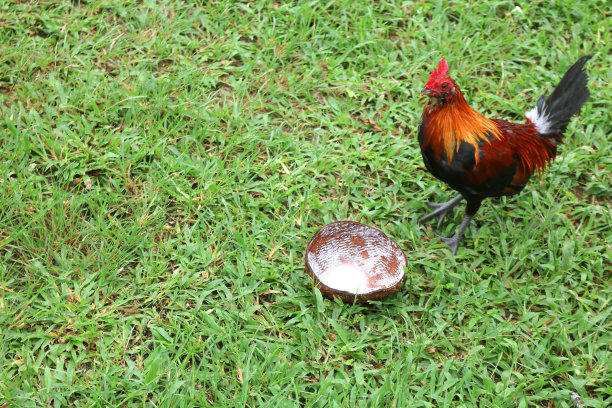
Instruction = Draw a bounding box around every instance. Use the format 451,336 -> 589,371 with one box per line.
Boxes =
422,57 -> 458,103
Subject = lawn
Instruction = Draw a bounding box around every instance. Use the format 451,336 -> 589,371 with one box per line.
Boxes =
0,0 -> 610,407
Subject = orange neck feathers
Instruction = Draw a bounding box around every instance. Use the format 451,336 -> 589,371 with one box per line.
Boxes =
422,89 -> 501,163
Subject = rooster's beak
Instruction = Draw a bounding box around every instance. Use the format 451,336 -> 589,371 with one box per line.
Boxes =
421,87 -> 432,96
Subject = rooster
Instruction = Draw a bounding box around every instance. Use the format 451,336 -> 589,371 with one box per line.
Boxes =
418,56 -> 592,254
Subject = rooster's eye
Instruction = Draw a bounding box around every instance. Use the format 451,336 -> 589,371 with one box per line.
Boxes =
441,83 -> 448,89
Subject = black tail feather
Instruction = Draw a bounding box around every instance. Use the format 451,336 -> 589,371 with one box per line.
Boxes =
539,55 -> 592,135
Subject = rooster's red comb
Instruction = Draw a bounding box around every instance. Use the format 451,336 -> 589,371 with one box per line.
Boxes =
426,57 -> 449,87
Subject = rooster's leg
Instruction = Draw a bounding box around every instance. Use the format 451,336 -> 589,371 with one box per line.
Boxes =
433,199 -> 481,255
418,194 -> 463,229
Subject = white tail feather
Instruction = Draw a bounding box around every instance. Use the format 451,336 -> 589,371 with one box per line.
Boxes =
525,105 -> 552,134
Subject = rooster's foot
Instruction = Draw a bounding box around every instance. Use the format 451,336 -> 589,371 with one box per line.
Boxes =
432,214 -> 474,256
434,234 -> 461,255
418,195 -> 463,229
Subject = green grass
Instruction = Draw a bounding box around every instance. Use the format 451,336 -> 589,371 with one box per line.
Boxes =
0,0 -> 610,406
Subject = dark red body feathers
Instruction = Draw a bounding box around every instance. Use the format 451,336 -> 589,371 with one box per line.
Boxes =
418,97 -> 557,201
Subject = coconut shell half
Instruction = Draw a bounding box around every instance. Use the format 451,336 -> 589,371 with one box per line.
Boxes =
305,221 -> 406,303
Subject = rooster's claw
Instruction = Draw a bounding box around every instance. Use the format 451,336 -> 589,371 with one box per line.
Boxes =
434,233 -> 461,255
418,195 -> 463,229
